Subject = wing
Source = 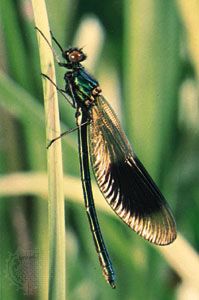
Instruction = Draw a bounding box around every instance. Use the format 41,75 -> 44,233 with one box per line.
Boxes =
89,95 -> 177,245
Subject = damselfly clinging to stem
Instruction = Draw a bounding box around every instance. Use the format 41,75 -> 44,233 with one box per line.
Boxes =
36,28 -> 177,288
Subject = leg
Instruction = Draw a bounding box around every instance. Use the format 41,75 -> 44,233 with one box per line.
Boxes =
41,73 -> 75,107
47,120 -> 89,149
36,28 -> 72,69
64,73 -> 77,108
35,27 -> 61,64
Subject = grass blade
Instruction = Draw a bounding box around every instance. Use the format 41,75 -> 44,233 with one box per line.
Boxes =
31,0 -> 66,299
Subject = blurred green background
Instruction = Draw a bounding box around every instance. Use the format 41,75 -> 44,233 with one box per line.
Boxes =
0,0 -> 199,299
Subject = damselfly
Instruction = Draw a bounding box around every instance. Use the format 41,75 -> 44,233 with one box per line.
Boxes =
37,28 -> 177,288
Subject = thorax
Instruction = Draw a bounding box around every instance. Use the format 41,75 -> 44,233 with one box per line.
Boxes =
65,67 -> 101,108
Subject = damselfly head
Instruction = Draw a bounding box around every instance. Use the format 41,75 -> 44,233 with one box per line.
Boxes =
63,48 -> 86,64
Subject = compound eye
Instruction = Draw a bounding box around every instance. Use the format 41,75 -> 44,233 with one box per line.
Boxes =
68,50 -> 83,62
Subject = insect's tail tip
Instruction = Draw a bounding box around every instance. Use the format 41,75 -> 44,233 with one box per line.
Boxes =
108,279 -> 116,289
110,281 -> 116,289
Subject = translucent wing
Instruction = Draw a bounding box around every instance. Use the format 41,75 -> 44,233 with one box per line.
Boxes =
89,96 -> 177,245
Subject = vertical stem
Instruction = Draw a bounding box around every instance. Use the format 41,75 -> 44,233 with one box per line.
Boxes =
32,0 -> 66,299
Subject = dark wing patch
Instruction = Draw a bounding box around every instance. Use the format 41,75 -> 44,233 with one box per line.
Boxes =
89,96 -> 176,245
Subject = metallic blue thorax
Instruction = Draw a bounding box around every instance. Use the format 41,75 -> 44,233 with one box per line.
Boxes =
68,68 -> 99,105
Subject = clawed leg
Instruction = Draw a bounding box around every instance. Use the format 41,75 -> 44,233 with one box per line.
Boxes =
41,73 -> 74,107
35,27 -> 61,64
47,121 -> 89,148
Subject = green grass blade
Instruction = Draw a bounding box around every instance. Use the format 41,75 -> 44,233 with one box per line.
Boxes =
124,1 -> 180,182
31,0 -> 66,299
